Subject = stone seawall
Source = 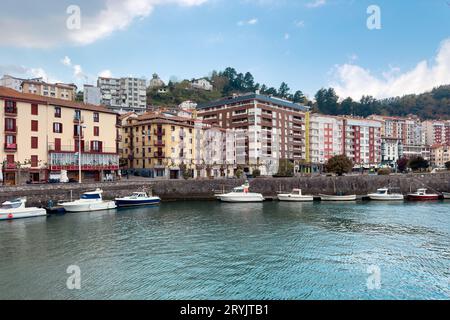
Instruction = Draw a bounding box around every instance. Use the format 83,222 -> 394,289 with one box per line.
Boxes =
1,173 -> 450,207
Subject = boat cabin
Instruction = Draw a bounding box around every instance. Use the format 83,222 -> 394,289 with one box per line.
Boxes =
130,192 -> 149,198
291,189 -> 303,195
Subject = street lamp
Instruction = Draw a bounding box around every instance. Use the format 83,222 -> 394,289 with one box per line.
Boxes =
78,123 -> 87,184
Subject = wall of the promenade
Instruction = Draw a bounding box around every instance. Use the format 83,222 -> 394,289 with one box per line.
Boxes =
1,173 -> 450,207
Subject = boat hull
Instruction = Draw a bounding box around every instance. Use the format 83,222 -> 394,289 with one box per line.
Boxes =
216,193 -> 264,203
319,194 -> 357,201
0,208 -> 47,221
442,192 -> 450,199
367,194 -> 404,201
407,194 -> 439,201
278,194 -> 314,202
115,198 -> 161,207
62,201 -> 117,212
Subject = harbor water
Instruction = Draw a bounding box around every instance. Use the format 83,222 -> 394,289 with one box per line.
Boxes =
0,201 -> 449,300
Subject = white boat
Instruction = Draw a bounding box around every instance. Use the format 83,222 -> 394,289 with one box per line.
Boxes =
0,198 -> 47,221
367,188 -> 404,201
442,192 -> 450,199
61,189 -> 117,212
216,183 -> 265,203
319,194 -> 357,201
115,192 -> 161,207
278,189 -> 314,202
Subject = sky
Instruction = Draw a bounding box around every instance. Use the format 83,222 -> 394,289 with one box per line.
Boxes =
0,0 -> 449,101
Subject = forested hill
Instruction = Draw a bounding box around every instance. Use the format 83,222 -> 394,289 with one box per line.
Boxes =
314,85 -> 450,120
147,66 -> 450,120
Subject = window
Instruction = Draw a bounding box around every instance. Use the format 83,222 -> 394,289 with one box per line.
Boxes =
94,126 -> 100,136
171,126 -> 175,132
5,118 -> 16,132
31,137 -> 38,149
93,112 -> 99,122
74,110 -> 81,121
53,123 -> 63,133
31,104 -> 38,115
91,141 -> 103,152
5,100 -> 17,114
31,156 -> 38,168
54,107 -> 61,118
54,138 -> 61,151
7,155 -> 14,164
31,120 -> 38,132
74,125 -> 83,137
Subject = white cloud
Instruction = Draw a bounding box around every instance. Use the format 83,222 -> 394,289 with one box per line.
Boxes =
61,56 -> 72,67
294,20 -> 305,28
284,33 -> 290,40
238,18 -> 258,26
306,0 -> 326,8
98,69 -> 113,78
329,38 -> 450,100
0,0 -> 209,48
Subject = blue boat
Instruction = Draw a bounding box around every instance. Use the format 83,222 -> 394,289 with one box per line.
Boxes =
115,192 -> 161,207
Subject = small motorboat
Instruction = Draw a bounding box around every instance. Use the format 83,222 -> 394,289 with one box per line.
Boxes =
278,189 -> 314,202
407,188 -> 440,201
115,192 -> 161,207
319,193 -> 357,201
61,189 -> 117,212
0,198 -> 47,221
367,188 -> 404,201
441,192 -> 450,199
216,182 -> 265,203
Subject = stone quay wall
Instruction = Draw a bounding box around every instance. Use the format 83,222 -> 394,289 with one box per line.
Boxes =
1,173 -> 450,207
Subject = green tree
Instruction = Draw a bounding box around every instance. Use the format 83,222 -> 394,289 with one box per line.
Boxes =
293,90 -> 307,104
275,159 -> 294,177
396,157 -> 408,173
325,155 -> 353,176
445,161 -> 450,170
278,82 -> 291,98
408,156 -> 429,172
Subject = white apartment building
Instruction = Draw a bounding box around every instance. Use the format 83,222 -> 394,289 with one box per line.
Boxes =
83,85 -> 101,106
381,137 -> 403,166
98,76 -> 147,113
308,115 -> 343,165
0,75 -> 24,92
191,78 -> 213,91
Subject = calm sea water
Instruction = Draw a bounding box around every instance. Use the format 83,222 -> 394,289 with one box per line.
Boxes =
0,201 -> 449,300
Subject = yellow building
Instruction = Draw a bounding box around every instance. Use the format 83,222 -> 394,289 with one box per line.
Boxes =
430,144 -> 450,168
21,79 -> 77,101
0,86 -> 119,185
121,112 -> 198,179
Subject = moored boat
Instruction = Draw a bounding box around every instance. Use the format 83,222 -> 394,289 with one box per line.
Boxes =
278,189 -> 314,202
61,189 -> 117,212
441,192 -> 450,199
367,188 -> 404,201
0,198 -> 47,221
319,194 -> 357,201
115,192 -> 161,207
216,182 -> 265,203
407,188 -> 440,201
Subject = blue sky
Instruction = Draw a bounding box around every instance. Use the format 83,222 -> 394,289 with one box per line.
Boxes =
0,0 -> 449,100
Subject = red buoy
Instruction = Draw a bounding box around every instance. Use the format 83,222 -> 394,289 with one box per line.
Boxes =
7,213 -> 13,219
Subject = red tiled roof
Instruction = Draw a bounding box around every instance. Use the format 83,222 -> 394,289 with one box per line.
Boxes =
0,86 -> 117,115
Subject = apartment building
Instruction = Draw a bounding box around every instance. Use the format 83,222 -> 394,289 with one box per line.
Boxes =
98,77 -> 147,113
430,144 -> 450,168
0,86 -> 119,185
121,112 -> 198,179
381,137 -> 403,167
307,114 -> 343,167
197,93 -> 310,175
0,75 -> 77,101
83,85 -> 101,106
422,120 -> 450,146
342,118 -> 382,167
368,115 -> 423,146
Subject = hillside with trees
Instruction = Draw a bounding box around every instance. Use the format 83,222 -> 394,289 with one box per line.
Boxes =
147,66 -> 450,120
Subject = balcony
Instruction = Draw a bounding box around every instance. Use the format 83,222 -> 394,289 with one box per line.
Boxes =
4,143 -> 17,151
73,115 -> 84,123
154,129 -> 165,136
5,107 -> 17,116
5,126 -> 17,133
153,152 -> 165,158
154,140 -> 165,147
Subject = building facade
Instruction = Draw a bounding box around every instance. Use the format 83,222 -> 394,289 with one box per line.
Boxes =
83,85 -> 102,106
430,144 -> 450,168
197,93 -> 310,175
191,78 -> 213,91
98,76 -> 147,113
0,86 -> 119,185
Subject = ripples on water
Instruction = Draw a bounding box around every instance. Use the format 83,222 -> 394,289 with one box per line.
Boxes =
0,201 -> 449,300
